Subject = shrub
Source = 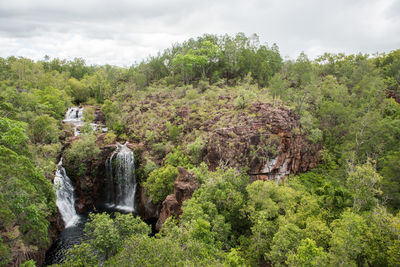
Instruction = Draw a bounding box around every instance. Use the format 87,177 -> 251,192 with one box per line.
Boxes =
143,165 -> 178,203
63,134 -> 100,180
186,136 -> 205,164
104,130 -> 117,145
165,149 -> 192,168
29,115 -> 60,144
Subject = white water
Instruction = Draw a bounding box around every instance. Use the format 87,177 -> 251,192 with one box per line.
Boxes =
54,159 -> 79,228
106,142 -> 137,212
63,107 -> 84,136
54,107 -> 86,228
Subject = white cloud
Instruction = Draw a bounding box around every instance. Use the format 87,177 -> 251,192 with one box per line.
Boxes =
0,0 -> 399,65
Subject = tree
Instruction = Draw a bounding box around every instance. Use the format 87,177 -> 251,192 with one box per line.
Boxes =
286,238 -> 328,267
329,211 -> 369,266
63,134 -> 100,180
29,115 -> 60,144
269,73 -> 287,102
143,165 -> 178,203
66,77 -> 89,104
381,149 -> 400,210
347,161 -> 382,212
0,117 -> 28,155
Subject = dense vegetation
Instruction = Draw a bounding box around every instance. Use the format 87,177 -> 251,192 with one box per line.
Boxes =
1,33 -> 400,266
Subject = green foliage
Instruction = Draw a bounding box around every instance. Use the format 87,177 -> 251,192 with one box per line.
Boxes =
67,78 -> 90,104
234,86 -> 256,109
142,158 -> 159,177
0,237 -> 10,266
381,149 -> 400,210
143,165 -> 178,203
101,100 -> 124,135
164,149 -> 192,168
347,161 -> 382,212
329,210 -> 369,266
63,242 -> 99,267
63,134 -> 100,179
286,238 -> 328,267
21,260 -> 36,267
83,106 -> 95,122
65,213 -> 150,263
0,117 -> 28,154
186,136 -> 205,164
103,130 -> 117,145
166,121 -> 182,143
181,168 -> 250,248
29,114 -> 60,144
0,145 -> 55,249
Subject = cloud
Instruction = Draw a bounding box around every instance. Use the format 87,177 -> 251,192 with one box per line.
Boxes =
0,0 -> 399,65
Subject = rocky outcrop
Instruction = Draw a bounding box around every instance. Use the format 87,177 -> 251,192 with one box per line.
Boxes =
137,186 -> 161,220
156,167 -> 200,230
93,106 -> 105,124
204,103 -> 320,181
8,212 -> 62,267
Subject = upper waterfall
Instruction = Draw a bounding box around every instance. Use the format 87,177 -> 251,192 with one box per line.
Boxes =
63,107 -> 84,136
106,142 -> 137,212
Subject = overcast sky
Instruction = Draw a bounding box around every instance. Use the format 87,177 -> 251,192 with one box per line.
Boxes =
0,0 -> 399,66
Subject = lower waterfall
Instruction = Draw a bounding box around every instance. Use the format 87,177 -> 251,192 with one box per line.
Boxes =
106,142 -> 137,212
54,159 -> 79,228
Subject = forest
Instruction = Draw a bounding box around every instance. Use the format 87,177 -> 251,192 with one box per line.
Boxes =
0,33 -> 400,266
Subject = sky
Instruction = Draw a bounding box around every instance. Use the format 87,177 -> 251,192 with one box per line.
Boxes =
0,0 -> 399,66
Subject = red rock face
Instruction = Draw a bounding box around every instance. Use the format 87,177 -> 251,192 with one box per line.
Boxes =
156,167 -> 200,230
204,103 -> 320,181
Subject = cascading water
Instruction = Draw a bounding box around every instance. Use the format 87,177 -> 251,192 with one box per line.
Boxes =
53,107 -> 85,228
63,107 -> 84,136
54,159 -> 79,227
106,142 -> 137,212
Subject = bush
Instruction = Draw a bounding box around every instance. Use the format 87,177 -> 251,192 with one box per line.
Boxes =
186,136 -> 205,164
29,115 -> 60,144
143,158 -> 159,177
63,134 -> 100,180
104,130 -> 117,145
165,149 -> 192,168
143,165 -> 178,203
166,122 -> 182,143
83,106 -> 95,122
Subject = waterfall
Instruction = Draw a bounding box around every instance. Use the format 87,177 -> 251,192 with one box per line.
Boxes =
63,107 -> 84,136
53,106 -> 86,228
106,143 -> 137,212
54,159 -> 79,227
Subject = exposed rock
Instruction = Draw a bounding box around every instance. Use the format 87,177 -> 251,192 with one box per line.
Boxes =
68,143 -> 117,213
204,103 -> 320,181
136,186 -> 161,220
156,167 -> 200,230
8,212 -> 61,267
93,106 -> 105,124
387,90 -> 400,104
